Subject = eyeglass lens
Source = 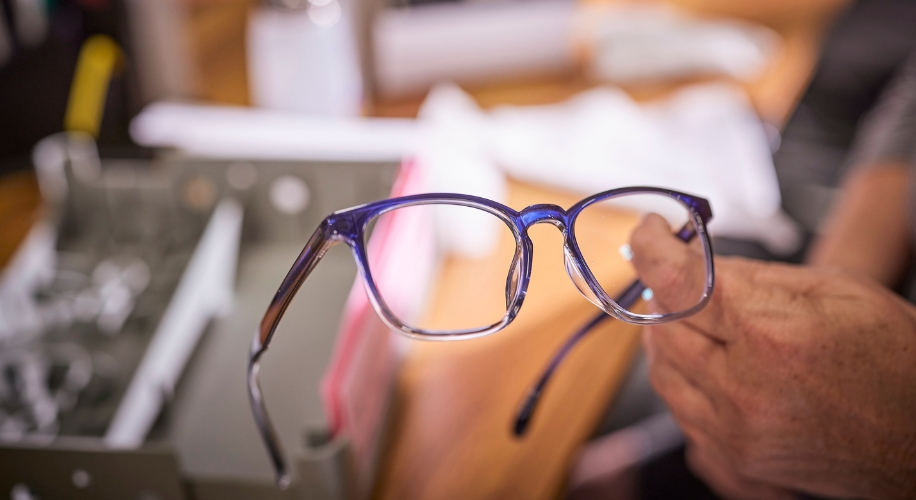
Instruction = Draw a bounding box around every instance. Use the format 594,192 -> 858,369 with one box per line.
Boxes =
364,204 -> 518,333
574,193 -> 708,316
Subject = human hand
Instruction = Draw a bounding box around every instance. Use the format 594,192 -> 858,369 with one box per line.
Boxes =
628,214 -> 916,500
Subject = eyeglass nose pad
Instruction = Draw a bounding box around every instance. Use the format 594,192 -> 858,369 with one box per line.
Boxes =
506,253 -> 521,309
563,247 -> 604,310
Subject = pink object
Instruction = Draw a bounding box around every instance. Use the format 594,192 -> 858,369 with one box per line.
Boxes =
320,159 -> 439,482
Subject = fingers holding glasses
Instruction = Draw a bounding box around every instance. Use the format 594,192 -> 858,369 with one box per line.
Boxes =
628,213 -> 712,309
643,324 -> 776,499
643,321 -> 725,406
644,326 -> 721,426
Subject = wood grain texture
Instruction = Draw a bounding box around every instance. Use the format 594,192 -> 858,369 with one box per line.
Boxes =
371,0 -> 849,126
374,181 -> 644,500
0,171 -> 42,270
185,0 -> 255,105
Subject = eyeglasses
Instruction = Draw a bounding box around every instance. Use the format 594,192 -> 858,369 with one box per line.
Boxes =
248,187 -> 715,488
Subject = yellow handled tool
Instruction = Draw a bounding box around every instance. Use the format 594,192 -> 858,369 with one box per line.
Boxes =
64,34 -> 123,137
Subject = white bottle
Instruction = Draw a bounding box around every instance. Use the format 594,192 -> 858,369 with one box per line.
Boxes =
248,1 -> 364,117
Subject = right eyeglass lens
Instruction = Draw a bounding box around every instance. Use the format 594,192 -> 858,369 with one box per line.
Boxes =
364,203 -> 519,335
573,193 -> 708,316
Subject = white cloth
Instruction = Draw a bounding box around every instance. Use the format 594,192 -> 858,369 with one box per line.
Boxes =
415,83 -> 801,254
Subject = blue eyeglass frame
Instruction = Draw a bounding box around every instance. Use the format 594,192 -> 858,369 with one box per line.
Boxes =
248,186 -> 714,488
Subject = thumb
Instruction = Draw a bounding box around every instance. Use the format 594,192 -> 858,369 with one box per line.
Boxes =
628,213 -> 709,314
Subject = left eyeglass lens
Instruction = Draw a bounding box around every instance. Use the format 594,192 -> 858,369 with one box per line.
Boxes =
364,203 -> 519,334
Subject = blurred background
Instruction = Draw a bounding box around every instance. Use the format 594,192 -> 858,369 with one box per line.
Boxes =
1,0 -> 916,498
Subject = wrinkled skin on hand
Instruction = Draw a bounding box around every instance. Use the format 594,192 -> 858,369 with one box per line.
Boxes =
629,214 -> 916,500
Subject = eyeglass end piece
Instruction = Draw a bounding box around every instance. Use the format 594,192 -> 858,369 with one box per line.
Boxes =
513,415 -> 531,437
277,473 -> 291,490
512,389 -> 542,437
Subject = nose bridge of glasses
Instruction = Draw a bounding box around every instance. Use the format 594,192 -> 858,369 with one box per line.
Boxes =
519,204 -> 569,231
563,246 -> 604,310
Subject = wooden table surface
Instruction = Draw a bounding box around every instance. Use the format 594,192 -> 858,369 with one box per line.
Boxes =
371,0 -> 848,127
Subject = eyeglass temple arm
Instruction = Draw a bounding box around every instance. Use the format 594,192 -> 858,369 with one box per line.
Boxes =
512,282 -> 644,436
512,223 -> 698,436
248,223 -> 336,489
